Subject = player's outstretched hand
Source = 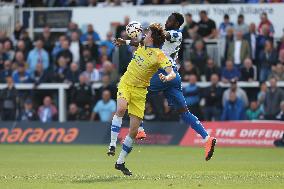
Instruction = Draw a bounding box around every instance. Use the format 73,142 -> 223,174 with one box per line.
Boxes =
113,38 -> 125,47
159,73 -> 167,82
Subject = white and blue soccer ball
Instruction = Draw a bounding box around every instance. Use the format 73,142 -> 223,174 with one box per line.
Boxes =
126,21 -> 142,39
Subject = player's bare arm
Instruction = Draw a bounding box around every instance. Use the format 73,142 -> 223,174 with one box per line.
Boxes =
113,38 -> 142,47
159,66 -> 176,82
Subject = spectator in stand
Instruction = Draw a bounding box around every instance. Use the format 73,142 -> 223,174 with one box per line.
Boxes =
71,74 -> 93,115
16,40 -> 28,59
41,26 -> 54,58
32,63 -> 53,85
278,49 -> 284,65
258,40 -> 278,81
240,58 -> 256,81
180,60 -> 200,81
258,12 -> 274,37
27,38 -> 49,74
264,77 -> 284,120
183,74 -> 202,119
245,101 -> 262,120
219,14 -> 234,38
80,24 -> 100,42
0,47 -> 5,68
221,91 -> 245,121
18,98 -> 37,121
66,22 -> 82,38
80,48 -> 95,71
91,89 -> 116,122
188,39 -> 208,75
100,60 -> 118,82
12,22 -> 24,42
52,35 -> 67,61
244,23 -> 258,62
203,74 -> 222,121
56,40 -> 73,66
66,63 -> 80,84
222,79 -> 249,107
98,44 -> 109,63
12,63 -> 32,83
144,102 -> 157,121
221,60 -> 240,83
95,74 -> 117,102
234,14 -> 249,35
278,36 -> 284,53
87,0 -> 98,6
67,103 -> 81,121
182,13 -> 198,40
67,103 -> 79,121
38,96 -> 58,123
0,75 -> 18,121
0,60 -> 13,83
3,40 -> 15,61
256,24 -> 274,57
204,58 -> 220,81
0,31 -> 9,44
269,63 -> 284,81
276,101 -> 284,121
227,30 -> 251,68
100,31 -> 115,60
115,16 -> 130,38
82,62 -> 100,83
222,27 -> 234,64
53,56 -> 69,82
257,81 -> 267,114
69,31 -> 82,64
20,30 -> 33,53
83,34 -> 99,63
14,51 -> 26,66
197,10 -> 217,39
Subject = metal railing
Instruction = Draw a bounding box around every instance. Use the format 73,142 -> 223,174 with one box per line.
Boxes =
1,81 -> 283,122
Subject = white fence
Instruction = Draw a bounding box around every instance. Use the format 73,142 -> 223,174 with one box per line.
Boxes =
0,82 -> 284,122
0,3 -> 15,36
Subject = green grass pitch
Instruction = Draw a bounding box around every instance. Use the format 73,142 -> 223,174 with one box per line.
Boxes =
0,145 -> 283,189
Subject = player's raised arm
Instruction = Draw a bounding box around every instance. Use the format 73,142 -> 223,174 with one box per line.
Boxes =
113,38 -> 142,47
159,66 -> 176,82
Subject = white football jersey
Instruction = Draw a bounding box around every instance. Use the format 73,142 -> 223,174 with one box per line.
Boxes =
162,30 -> 182,67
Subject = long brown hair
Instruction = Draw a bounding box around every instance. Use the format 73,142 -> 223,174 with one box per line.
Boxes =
149,23 -> 166,48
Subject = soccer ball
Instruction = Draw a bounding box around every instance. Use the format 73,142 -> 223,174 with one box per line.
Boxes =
126,21 -> 142,38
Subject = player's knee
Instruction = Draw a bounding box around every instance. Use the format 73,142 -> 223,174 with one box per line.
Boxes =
116,106 -> 127,117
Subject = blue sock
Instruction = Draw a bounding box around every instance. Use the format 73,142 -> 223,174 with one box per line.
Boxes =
181,111 -> 208,139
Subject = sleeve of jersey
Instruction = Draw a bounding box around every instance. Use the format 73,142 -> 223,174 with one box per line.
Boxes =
157,52 -> 172,69
168,31 -> 182,42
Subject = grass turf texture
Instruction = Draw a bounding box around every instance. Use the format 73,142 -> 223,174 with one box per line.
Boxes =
0,145 -> 283,189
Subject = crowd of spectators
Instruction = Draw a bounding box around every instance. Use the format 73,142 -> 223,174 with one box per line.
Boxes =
1,0 -> 284,7
0,8 -> 284,122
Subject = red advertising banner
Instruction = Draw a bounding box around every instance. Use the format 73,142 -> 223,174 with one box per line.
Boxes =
180,121 -> 284,147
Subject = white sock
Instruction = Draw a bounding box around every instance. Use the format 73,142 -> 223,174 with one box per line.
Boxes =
117,135 -> 133,164
110,115 -> 123,147
138,121 -> 144,132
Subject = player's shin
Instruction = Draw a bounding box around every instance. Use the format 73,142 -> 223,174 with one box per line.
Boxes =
110,115 -> 123,147
181,111 -> 209,141
116,135 -> 133,164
